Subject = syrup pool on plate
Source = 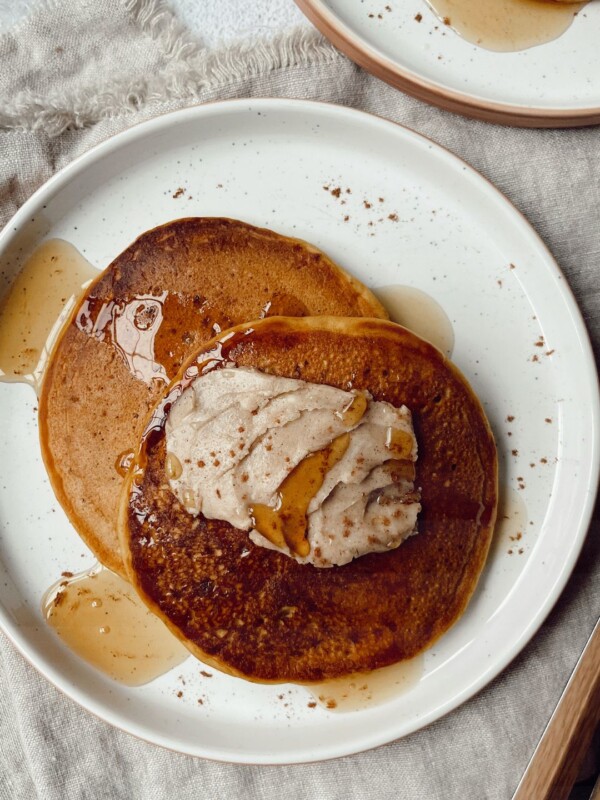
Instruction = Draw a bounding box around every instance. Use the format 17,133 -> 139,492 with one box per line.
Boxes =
308,655 -> 424,711
0,239 -> 97,394
374,285 -> 454,357
424,0 -> 587,53
42,565 -> 189,686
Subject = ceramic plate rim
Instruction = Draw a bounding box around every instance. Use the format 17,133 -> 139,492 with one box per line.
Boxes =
0,98 -> 598,763
294,0 -> 600,128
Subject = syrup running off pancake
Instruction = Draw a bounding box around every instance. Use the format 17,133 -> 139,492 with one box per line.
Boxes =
120,316 -> 497,683
373,285 -> 454,358
0,240 -> 97,394
43,565 -> 188,685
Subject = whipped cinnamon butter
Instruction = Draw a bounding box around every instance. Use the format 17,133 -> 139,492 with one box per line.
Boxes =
165,367 -> 420,567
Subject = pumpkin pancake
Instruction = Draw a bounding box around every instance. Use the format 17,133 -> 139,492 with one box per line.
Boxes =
119,316 -> 498,683
39,219 -> 386,577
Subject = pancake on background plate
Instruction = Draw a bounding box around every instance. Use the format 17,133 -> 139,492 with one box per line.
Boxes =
119,316 -> 498,683
39,219 -> 386,577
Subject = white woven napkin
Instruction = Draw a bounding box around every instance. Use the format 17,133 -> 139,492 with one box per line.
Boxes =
0,2 -> 598,798
172,0 -> 307,47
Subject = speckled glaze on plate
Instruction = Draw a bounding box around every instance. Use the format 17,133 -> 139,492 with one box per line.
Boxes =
295,0 -> 600,127
0,99 -> 598,763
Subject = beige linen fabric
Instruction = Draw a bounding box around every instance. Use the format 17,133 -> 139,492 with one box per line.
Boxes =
0,1 -> 599,798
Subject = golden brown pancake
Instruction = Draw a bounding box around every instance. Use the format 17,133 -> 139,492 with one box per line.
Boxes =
119,316 -> 498,683
39,219 -> 386,576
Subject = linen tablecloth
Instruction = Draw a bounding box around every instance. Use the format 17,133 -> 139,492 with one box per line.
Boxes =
0,1 -> 598,798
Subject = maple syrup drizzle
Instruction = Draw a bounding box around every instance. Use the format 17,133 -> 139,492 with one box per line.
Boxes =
76,292 -> 169,386
308,654 -> 424,711
260,292 -> 310,318
251,433 -> 351,556
114,449 -> 136,478
387,459 -> 417,482
385,426 -> 415,459
424,0 -> 587,53
0,239 -> 97,393
165,451 -> 183,480
339,392 -> 368,426
374,285 -> 454,358
250,392 -> 369,556
42,565 -> 189,686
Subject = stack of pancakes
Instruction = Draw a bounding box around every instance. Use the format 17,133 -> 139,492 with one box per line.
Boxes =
40,218 -> 497,683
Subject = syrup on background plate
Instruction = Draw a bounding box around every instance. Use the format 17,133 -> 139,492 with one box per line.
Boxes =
424,0 -> 587,53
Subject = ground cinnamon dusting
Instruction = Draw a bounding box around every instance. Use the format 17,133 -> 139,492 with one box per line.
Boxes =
319,696 -> 337,709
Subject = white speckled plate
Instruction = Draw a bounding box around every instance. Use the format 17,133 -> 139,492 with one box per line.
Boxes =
295,0 -> 600,126
0,99 -> 598,763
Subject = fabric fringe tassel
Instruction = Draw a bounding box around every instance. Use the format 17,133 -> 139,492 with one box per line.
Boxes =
0,0 -> 340,136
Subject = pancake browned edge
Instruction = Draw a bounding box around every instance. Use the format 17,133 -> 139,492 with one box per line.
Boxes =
38,218 -> 387,577
118,316 -> 498,683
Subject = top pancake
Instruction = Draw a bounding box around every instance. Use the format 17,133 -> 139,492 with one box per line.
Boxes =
119,316 -> 498,683
39,218 -> 386,576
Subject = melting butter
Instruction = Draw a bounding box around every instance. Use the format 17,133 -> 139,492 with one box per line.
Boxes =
43,565 -> 189,686
424,0 -> 586,52
308,654 -> 424,711
374,285 -> 454,358
0,239 -> 97,393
